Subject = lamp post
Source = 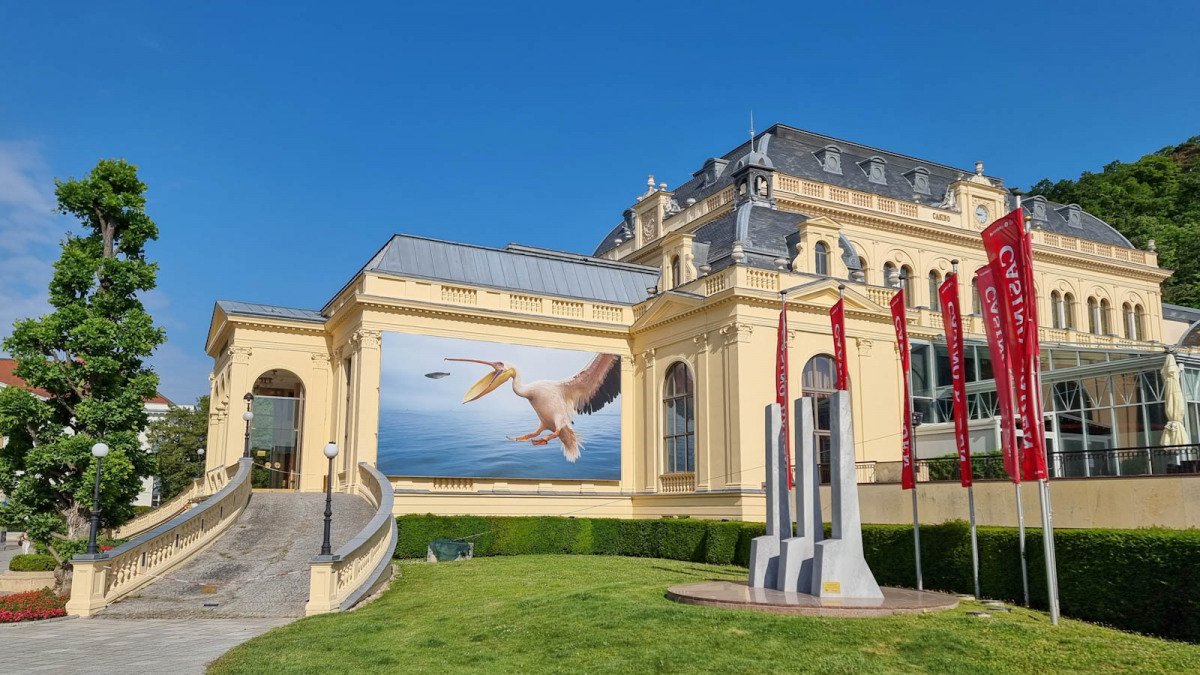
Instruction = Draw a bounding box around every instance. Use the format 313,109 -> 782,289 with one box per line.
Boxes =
86,442 -> 110,556
197,447 -> 206,480
320,442 -> 339,556
242,393 -> 255,459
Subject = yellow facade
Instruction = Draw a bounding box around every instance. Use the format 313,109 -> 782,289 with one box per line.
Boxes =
204,124 -> 1179,522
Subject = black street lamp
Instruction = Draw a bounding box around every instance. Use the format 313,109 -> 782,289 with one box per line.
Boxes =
320,441 -> 339,556
86,442 -> 109,556
242,393 -> 255,459
196,447 -> 206,481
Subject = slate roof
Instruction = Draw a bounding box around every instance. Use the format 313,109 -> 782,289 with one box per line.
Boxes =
693,202 -> 808,272
1163,303 -> 1200,324
364,234 -> 659,305
595,123 -> 1134,255
216,300 -> 327,323
1020,195 -> 1133,248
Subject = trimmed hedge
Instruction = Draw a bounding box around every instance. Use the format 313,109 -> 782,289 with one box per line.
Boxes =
396,514 -> 1200,642
8,554 -> 58,572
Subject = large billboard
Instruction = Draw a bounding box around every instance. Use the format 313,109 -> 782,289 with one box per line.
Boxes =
378,332 -> 621,479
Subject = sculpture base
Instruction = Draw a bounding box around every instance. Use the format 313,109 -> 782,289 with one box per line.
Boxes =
667,580 -> 958,617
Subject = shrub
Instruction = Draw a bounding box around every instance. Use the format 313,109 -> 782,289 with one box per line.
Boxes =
8,554 -> 58,572
48,536 -> 124,563
0,588 -> 67,623
396,514 -> 1200,642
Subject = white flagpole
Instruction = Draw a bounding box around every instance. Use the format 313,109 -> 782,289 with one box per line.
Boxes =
1025,212 -> 1061,624
1016,482 -> 1030,606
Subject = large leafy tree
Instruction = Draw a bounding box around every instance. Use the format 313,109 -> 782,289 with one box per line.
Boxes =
0,159 -> 165,546
1029,136 -> 1200,308
146,396 -> 209,502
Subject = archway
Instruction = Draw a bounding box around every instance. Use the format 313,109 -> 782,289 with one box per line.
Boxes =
250,369 -> 305,490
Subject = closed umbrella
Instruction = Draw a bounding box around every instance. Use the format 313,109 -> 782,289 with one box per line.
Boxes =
1160,353 -> 1191,447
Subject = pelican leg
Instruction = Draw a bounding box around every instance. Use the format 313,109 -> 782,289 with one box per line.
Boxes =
507,426 -> 547,442
530,429 -> 562,446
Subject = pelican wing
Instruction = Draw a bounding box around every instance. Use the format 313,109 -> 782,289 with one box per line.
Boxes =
561,354 -> 620,415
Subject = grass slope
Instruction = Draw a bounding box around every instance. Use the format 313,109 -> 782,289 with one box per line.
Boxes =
211,556 -> 1200,674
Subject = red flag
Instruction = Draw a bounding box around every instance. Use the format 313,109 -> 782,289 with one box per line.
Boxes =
977,265 -> 1021,483
777,301 -> 794,488
939,273 -> 972,487
982,208 -> 1048,481
830,298 -> 848,391
890,290 -> 915,490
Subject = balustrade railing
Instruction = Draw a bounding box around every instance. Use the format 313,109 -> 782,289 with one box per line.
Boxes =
659,472 -> 696,493
66,458 -> 252,617
305,462 -> 398,615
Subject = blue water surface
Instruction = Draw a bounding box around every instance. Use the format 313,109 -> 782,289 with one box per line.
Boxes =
378,408 -> 620,480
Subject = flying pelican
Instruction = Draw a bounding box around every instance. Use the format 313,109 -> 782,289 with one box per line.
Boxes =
445,354 -> 620,462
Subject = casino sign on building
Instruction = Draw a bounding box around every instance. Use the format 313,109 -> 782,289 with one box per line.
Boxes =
203,124 -> 1200,521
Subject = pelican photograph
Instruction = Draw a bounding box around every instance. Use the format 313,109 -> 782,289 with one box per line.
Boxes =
378,332 -> 621,479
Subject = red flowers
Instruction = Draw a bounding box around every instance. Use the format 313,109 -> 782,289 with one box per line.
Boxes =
0,588 -> 68,623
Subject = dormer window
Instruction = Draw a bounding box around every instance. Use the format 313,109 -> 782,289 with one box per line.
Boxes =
904,166 -> 931,195
695,157 -> 728,188
814,145 -> 842,175
1058,203 -> 1082,228
859,156 -> 887,185
1029,195 -> 1048,221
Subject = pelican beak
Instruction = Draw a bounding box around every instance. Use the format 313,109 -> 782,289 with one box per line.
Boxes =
446,358 -> 515,403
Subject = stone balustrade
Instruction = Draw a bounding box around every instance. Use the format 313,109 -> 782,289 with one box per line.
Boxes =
66,458 -> 252,617
305,462 -> 398,615
109,466 -> 229,540
659,472 -> 696,494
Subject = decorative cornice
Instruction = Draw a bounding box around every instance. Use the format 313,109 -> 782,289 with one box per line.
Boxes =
356,295 -> 631,339
720,322 -> 754,345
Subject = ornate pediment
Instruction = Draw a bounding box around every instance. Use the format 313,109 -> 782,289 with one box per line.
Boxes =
782,278 -> 885,314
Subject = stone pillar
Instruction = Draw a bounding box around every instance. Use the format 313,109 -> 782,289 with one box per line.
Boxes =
778,397 -> 818,592
810,390 -> 883,599
748,404 -> 786,588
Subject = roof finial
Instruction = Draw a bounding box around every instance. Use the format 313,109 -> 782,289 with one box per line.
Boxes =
749,111 -> 756,152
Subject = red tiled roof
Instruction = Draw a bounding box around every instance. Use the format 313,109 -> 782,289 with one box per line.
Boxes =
0,359 -> 172,405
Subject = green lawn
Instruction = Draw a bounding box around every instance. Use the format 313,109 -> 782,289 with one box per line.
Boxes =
210,556 -> 1200,674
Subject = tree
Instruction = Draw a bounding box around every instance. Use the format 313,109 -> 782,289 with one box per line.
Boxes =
147,397 -> 209,501
0,159 -> 165,547
1028,136 -> 1200,308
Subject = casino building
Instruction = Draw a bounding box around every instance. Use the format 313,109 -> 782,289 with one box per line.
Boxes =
203,124 -> 1200,523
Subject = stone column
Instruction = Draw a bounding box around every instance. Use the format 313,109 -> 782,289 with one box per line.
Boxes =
810,390 -> 883,599
778,397 -> 818,592
748,404 -> 785,588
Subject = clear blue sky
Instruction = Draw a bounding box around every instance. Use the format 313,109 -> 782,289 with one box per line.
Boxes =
1,1 -> 1198,403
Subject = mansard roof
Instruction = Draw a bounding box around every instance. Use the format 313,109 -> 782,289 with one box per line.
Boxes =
1020,195 -> 1133,248
692,202 -> 807,272
595,124 -> 1135,255
364,234 -> 659,305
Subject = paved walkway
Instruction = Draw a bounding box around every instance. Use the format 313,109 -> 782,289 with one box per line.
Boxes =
0,617 -> 291,673
100,492 -> 375,618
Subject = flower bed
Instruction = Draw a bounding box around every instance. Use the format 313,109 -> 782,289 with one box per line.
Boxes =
0,588 -> 68,623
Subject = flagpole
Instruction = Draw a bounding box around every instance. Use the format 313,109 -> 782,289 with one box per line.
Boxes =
898,269 -> 923,591
1015,482 -> 1029,606
1024,211 -> 1060,625
952,259 -> 981,600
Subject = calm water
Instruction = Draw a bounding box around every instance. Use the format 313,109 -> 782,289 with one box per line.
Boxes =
378,408 -> 620,480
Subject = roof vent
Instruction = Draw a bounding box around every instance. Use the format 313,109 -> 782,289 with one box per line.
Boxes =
1029,195 -> 1048,222
695,157 -> 729,187
904,166 -> 931,195
1058,203 -> 1083,228
814,145 -> 842,175
859,156 -> 887,185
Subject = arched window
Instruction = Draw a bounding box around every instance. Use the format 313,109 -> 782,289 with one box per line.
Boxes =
802,355 -> 837,484
1122,303 -> 1134,339
1064,293 -> 1077,330
855,255 -> 867,283
1134,304 -> 1145,341
1087,297 -> 1099,334
1100,299 -> 1112,335
663,362 -> 695,474
669,255 -> 681,289
883,262 -> 897,288
928,270 -> 941,310
971,277 -> 981,315
814,241 -> 830,276
1051,291 -> 1063,329
901,265 -> 916,308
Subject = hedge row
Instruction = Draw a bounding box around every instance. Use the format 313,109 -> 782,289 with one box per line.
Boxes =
395,514 -> 1200,642
8,554 -> 57,572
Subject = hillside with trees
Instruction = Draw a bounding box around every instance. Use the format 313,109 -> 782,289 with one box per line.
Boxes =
1028,136 -> 1200,308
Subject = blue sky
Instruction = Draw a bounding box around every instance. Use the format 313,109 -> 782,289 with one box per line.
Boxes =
1,2 -> 1198,403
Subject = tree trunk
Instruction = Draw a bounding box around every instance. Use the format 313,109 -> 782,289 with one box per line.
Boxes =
63,502 -> 91,540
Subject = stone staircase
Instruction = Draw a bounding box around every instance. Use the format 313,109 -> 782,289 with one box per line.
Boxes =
98,492 -> 375,619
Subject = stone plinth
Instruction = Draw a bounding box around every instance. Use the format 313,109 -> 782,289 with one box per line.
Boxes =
667,580 -> 958,617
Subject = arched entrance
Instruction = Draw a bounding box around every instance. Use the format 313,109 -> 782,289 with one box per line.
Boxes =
250,369 -> 305,490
